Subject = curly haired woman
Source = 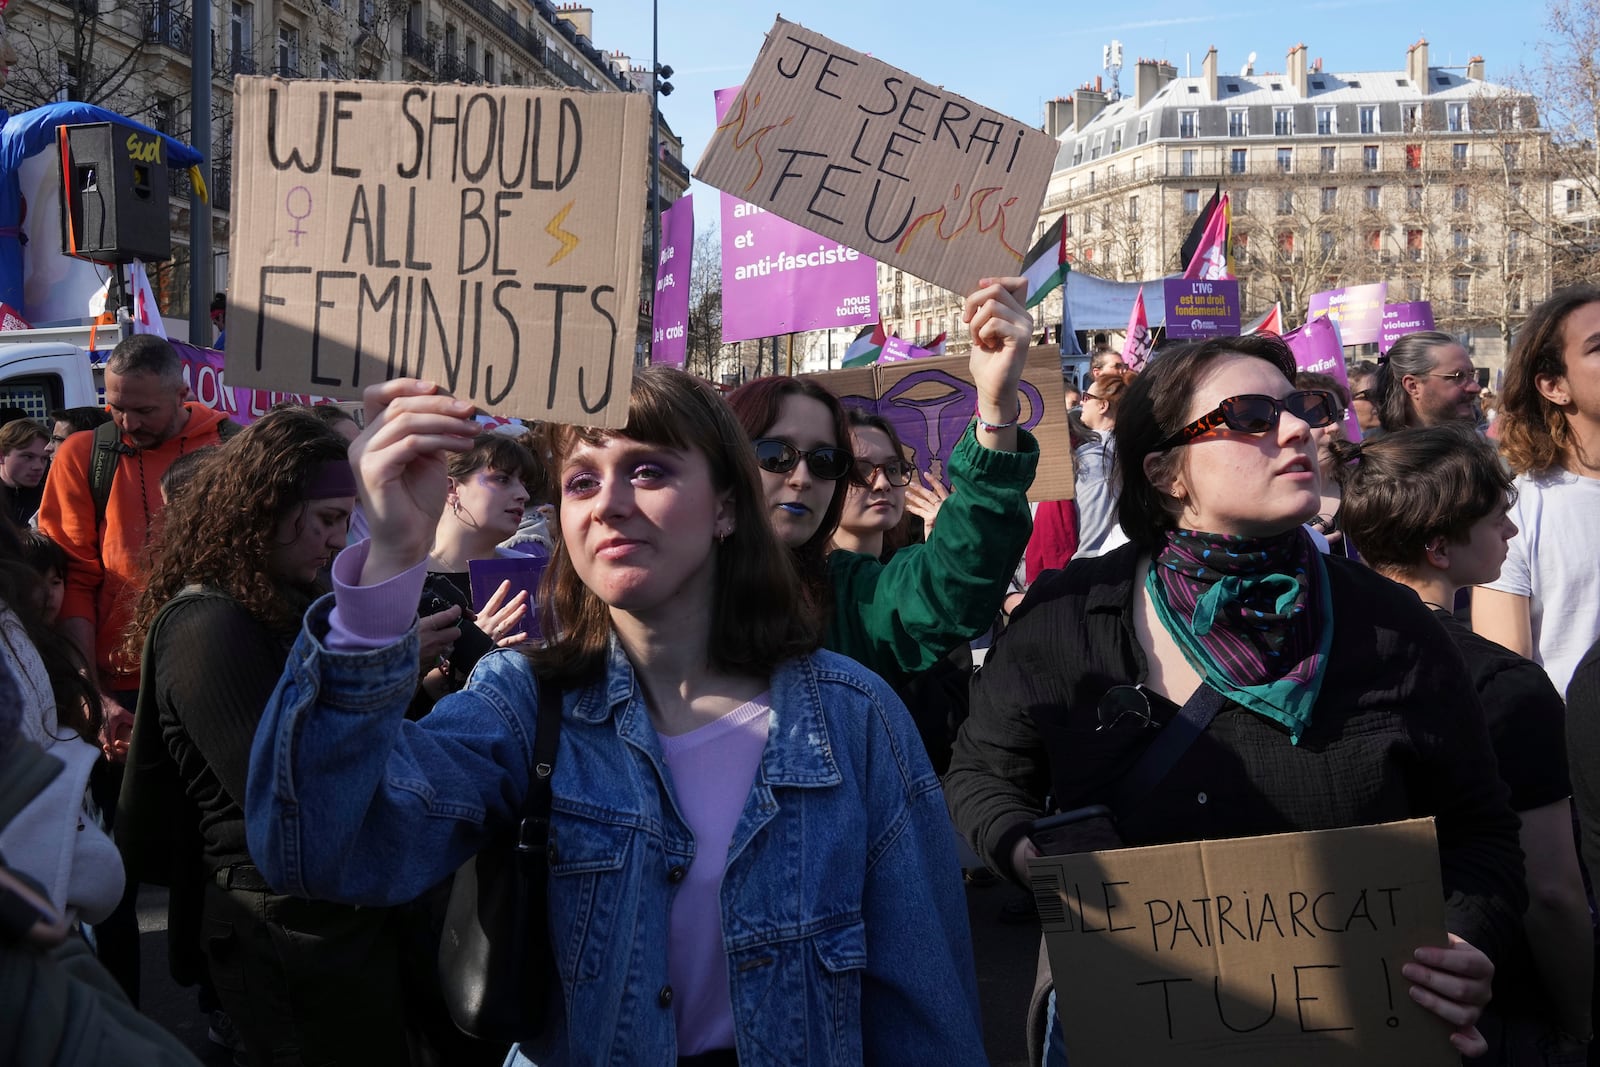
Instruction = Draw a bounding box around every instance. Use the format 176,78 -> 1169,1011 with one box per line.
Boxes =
118,408 -> 412,1067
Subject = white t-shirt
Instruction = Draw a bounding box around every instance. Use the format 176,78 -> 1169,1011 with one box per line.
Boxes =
1482,468 -> 1600,696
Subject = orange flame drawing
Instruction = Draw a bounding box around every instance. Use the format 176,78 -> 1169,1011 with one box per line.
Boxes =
713,91 -> 795,195
897,184 -> 1025,260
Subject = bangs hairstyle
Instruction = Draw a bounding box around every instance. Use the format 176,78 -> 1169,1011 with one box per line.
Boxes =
447,432 -> 540,491
0,418 -> 46,453
1331,423 -> 1514,573
122,408 -> 350,666
1499,284 -> 1600,476
531,366 -> 818,687
1115,334 -> 1298,550
727,375 -> 853,578
844,406 -> 909,463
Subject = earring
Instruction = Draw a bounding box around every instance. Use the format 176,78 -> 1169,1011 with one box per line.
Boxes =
449,499 -> 461,516
717,526 -> 732,544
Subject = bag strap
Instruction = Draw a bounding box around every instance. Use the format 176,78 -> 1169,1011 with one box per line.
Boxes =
516,675 -> 563,855
1111,683 -> 1226,817
88,420 -> 123,531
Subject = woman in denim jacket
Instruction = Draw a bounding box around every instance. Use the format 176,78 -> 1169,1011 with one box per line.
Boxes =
244,366 -> 987,1067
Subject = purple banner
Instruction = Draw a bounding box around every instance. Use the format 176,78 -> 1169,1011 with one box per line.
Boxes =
1379,301 -> 1436,354
651,195 -> 693,366
1307,282 -> 1388,346
715,87 -> 878,345
173,340 -> 336,425
877,336 -> 939,364
1283,315 -> 1361,442
1162,278 -> 1240,339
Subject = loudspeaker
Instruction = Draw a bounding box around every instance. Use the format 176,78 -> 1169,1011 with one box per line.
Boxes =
57,121 -> 172,264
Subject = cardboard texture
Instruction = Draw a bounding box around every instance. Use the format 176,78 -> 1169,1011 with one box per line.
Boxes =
227,78 -> 650,426
804,348 -> 1073,501
695,19 -> 1057,296
1029,818 -> 1454,1067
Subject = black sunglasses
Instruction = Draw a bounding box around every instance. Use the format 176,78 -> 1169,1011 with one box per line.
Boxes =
850,459 -> 915,487
752,438 -> 854,482
1155,390 -> 1340,450
1096,685 -> 1159,732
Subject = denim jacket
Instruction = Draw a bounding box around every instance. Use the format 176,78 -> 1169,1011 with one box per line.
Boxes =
246,596 -> 987,1066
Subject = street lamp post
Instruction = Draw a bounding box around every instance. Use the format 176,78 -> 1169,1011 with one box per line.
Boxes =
648,0 -> 672,361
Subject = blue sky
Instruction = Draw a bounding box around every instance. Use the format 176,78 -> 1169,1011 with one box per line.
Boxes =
591,0 -> 1549,234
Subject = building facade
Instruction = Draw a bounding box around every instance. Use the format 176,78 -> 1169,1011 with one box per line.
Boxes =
877,38 -> 1554,369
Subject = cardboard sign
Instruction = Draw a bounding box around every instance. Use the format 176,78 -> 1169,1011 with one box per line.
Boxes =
1029,818 -> 1453,1067
696,19 -> 1057,296
1162,278 -> 1240,338
1380,302 -> 1436,354
1308,283 -> 1388,346
651,195 -> 693,366
805,348 -> 1072,501
227,78 -> 650,426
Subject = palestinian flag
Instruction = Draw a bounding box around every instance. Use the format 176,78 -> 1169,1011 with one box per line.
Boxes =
842,321 -> 888,368
1021,216 -> 1069,309
1243,303 -> 1284,336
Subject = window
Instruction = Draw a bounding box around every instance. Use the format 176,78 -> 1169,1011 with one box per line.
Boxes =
444,23 -> 457,57
1235,233 -> 1250,262
1183,189 -> 1200,214
1320,231 -> 1337,255
1403,104 -> 1420,130
1511,277 -> 1525,312
151,96 -> 173,135
1319,146 -> 1336,171
318,46 -> 338,79
1235,188 -> 1248,212
1359,106 -> 1377,134
1365,186 -> 1380,209
1316,107 -> 1334,135
1368,229 -> 1383,252
1088,172 -> 1096,191
1278,232 -> 1296,261
1277,188 -> 1294,215
1108,163 -> 1117,182
1276,147 -> 1292,173
1321,187 -> 1337,213
1180,111 -> 1198,139
1090,135 -> 1102,161
1081,210 -> 1091,233
484,50 -> 494,83
1569,187 -> 1584,213
1407,185 -> 1423,210
1452,143 -> 1468,168
1128,195 -> 1139,221
1452,227 -> 1470,254
1447,102 -> 1466,132
1137,119 -> 1150,145
1453,185 -> 1468,210
1509,229 -> 1523,260
359,0 -> 375,26
1510,181 -> 1523,206
1407,229 -> 1424,260
1101,204 -> 1112,229
276,22 -> 300,77
1453,275 -> 1470,306
1112,128 -> 1123,152
1274,108 -> 1293,136
1128,238 -> 1141,269
466,37 -> 477,74
1503,143 -> 1520,169
1228,109 -> 1248,137
1405,143 -> 1421,170
1230,148 -> 1247,174
1072,143 -> 1083,166
1362,145 -> 1379,171
1064,214 -> 1073,236
1132,158 -> 1142,179
231,1 -> 254,69
1180,149 -> 1196,176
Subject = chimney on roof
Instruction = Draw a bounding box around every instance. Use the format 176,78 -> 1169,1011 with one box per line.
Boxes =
1201,46 -> 1218,101
1407,38 -> 1430,94
1135,57 -> 1178,107
1466,55 -> 1485,80
1313,57 -> 1323,73
1044,96 -> 1073,137
556,3 -> 593,40
1074,83 -> 1108,130
1287,43 -> 1309,97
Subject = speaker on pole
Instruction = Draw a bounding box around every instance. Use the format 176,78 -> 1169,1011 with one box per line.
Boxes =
57,121 -> 172,264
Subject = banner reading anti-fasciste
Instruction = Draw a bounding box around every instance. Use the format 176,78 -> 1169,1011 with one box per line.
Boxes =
651,195 -> 693,366
697,20 -> 1057,296
715,86 -> 877,344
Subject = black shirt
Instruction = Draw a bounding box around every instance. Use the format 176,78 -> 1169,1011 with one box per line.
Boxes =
1564,637 -> 1600,890
946,542 -> 1527,966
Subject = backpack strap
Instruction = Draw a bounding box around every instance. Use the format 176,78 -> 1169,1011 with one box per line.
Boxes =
1111,683 -> 1227,817
87,420 -> 123,532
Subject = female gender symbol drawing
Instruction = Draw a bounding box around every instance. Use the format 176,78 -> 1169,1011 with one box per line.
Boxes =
285,186 -> 313,246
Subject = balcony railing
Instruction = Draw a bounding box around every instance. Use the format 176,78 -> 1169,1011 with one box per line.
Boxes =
146,7 -> 192,51
661,152 -> 690,187
213,165 -> 231,211
403,30 -> 436,67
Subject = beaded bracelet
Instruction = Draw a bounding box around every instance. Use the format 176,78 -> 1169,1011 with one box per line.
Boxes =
974,406 -> 1020,433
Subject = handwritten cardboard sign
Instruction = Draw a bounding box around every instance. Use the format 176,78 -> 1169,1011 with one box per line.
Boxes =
1162,278 -> 1240,338
804,348 -> 1072,501
227,78 -> 650,426
1029,818 -> 1453,1067
695,18 -> 1058,296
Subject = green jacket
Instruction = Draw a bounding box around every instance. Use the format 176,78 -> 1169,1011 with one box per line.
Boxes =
826,424 -> 1039,688
0,740 -> 201,1067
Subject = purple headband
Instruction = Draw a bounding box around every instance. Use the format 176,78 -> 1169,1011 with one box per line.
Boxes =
301,459 -> 357,501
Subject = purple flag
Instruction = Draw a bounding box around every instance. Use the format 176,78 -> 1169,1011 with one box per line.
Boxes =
651,195 -> 693,367
1379,302 -> 1436,354
1307,283 -> 1387,346
715,87 -> 878,345
1283,315 -> 1361,443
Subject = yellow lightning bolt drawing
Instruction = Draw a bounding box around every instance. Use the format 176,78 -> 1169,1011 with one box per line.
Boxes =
545,201 -> 580,265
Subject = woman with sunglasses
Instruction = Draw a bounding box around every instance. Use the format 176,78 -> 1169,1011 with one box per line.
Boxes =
727,278 -> 1038,688
947,334 -> 1525,1064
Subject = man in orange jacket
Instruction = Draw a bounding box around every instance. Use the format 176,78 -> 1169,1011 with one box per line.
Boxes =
37,332 -> 234,1004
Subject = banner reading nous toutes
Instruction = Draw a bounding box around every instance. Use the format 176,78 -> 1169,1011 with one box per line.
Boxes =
696,19 -> 1058,295
227,78 -> 650,426
715,86 -> 878,344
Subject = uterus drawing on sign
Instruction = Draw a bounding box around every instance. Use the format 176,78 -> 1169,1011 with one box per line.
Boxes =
872,367 -> 1045,486
285,186 -> 313,247
897,184 -> 1025,262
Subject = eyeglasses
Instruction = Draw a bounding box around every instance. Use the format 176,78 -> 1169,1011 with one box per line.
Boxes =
1350,390 -> 1374,403
1096,685 -> 1159,731
1422,370 -> 1476,385
1155,390 -> 1341,450
850,459 -> 915,487
751,438 -> 853,481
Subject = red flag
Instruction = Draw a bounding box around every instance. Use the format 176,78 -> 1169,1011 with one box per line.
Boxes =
1243,303 -> 1283,336
1122,286 -> 1152,370
1183,193 -> 1233,280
